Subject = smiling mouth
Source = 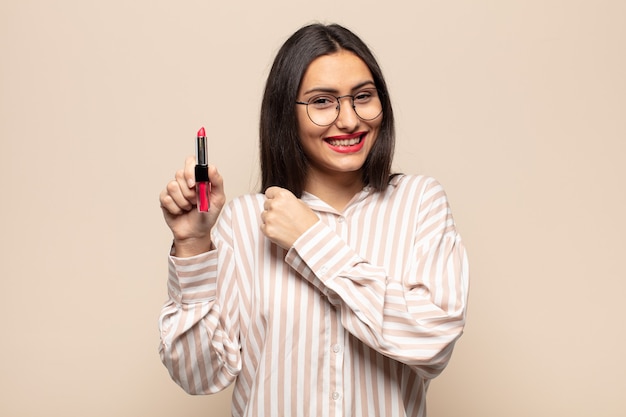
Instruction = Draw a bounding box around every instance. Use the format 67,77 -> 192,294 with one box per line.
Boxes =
325,132 -> 365,147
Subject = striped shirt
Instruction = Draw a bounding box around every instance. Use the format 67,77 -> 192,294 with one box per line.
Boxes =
158,174 -> 469,417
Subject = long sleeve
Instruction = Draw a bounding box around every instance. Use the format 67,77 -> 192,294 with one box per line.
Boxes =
158,227 -> 241,394
285,176 -> 469,377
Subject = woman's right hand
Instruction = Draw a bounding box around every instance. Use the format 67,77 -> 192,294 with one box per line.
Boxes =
159,156 -> 225,257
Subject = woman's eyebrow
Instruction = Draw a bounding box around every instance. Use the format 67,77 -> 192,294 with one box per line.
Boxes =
302,81 -> 376,96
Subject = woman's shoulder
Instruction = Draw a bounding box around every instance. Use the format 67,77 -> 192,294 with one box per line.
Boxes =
385,174 -> 452,209
384,174 -> 455,223
388,173 -> 443,192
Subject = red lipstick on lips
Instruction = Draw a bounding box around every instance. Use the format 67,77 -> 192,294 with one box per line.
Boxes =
195,126 -> 210,212
325,131 -> 366,154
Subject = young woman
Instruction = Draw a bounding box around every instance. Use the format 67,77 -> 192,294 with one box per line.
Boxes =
158,23 -> 469,417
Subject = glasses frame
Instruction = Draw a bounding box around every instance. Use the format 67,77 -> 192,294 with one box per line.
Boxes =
295,88 -> 383,127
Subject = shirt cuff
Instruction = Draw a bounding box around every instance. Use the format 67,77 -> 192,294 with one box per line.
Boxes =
167,250 -> 218,304
286,220 -> 362,286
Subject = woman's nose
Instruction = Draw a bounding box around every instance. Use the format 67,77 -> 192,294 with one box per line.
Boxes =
334,97 -> 360,130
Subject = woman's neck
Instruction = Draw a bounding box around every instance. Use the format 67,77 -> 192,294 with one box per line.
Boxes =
304,170 -> 364,212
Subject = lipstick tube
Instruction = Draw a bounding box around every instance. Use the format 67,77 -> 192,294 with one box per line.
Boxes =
195,127 -> 210,212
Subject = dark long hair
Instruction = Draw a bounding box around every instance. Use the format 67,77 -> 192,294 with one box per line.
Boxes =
259,23 -> 395,197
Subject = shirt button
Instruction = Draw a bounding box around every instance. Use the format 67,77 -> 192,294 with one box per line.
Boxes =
332,392 -> 341,401
337,217 -> 345,223
332,344 -> 341,353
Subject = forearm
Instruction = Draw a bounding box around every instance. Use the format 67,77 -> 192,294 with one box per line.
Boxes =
286,221 -> 469,369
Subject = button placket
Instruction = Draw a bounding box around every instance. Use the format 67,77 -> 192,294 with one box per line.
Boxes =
335,212 -> 349,243
329,328 -> 345,406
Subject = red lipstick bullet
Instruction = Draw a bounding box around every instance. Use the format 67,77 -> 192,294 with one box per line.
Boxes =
195,127 -> 210,212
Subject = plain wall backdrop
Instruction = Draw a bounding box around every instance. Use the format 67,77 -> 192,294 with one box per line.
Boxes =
1,0 -> 624,416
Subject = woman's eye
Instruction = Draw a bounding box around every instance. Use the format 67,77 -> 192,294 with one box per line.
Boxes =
311,96 -> 335,107
354,92 -> 373,102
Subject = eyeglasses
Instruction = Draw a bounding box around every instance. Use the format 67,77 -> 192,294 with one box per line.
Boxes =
295,88 -> 383,126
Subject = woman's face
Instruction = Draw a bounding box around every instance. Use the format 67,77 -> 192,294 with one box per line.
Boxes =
296,50 -> 382,183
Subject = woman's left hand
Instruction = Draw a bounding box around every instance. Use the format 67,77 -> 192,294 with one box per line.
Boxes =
261,186 -> 319,250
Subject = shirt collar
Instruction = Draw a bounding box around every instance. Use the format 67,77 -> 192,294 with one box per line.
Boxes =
300,175 -> 404,213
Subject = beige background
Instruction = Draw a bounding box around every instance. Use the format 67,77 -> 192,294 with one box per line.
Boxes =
1,0 -> 624,416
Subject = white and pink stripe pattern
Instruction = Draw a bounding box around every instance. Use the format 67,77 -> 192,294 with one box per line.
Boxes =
159,174 -> 469,417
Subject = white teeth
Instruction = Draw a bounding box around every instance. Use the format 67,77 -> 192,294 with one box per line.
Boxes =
328,137 -> 361,146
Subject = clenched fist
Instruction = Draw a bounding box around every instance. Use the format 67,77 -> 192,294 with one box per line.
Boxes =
260,186 -> 319,250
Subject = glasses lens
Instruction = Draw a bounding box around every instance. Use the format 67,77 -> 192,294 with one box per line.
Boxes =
306,95 -> 339,126
353,89 -> 382,121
